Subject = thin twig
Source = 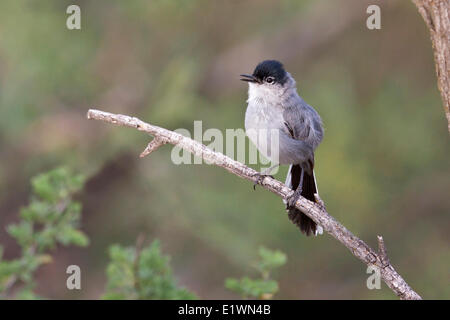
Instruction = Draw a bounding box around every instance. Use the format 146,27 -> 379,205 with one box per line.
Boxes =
87,109 -> 422,300
140,137 -> 167,158
377,236 -> 390,267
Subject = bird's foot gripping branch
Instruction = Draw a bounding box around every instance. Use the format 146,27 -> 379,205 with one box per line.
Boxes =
87,109 -> 422,300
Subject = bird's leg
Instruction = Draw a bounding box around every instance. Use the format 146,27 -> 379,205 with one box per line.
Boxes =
251,164 -> 278,190
287,169 -> 304,208
314,193 -> 326,211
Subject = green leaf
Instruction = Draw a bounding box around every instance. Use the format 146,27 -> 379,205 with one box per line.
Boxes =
225,247 -> 286,299
1,167 -> 90,299
35,229 -> 56,251
257,247 -> 287,276
20,201 -> 51,222
56,227 -> 89,247
7,221 -> 33,247
0,260 -> 22,280
30,167 -> 85,203
103,241 -> 197,300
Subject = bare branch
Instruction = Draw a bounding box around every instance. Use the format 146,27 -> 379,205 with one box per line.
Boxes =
413,0 -> 450,132
87,108 -> 422,300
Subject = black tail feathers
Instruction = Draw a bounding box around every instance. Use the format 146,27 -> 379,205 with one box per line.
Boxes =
287,164 -> 317,236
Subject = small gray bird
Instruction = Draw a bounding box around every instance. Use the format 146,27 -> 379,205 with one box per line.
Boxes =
241,60 -> 324,236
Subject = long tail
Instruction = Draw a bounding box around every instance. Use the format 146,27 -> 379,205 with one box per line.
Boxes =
284,164 -> 323,236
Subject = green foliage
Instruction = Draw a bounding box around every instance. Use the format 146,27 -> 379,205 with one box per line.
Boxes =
225,247 -> 287,299
256,247 -> 287,279
0,167 -> 88,298
225,277 -> 279,299
0,167 -> 198,300
103,240 -> 197,300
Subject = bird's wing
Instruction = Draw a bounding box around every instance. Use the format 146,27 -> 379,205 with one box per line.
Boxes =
282,99 -> 323,148
282,101 -> 311,141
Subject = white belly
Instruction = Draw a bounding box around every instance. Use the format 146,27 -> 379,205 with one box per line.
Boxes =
245,101 -> 284,163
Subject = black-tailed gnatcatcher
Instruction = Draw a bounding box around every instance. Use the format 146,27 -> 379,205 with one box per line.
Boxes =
241,60 -> 324,236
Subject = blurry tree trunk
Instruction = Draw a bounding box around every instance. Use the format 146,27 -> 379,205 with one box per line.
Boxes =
413,0 -> 450,133
87,109 -> 422,300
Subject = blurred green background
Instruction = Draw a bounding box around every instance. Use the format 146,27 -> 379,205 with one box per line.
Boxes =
0,0 -> 448,299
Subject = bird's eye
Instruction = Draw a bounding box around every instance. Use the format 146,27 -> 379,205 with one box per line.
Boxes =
265,77 -> 275,84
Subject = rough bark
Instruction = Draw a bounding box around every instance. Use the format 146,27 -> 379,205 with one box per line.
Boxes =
87,109 -> 422,300
413,0 -> 450,132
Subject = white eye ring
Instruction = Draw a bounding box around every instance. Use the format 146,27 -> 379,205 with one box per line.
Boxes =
265,77 -> 275,84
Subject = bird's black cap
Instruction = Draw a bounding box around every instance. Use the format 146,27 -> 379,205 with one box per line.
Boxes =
253,60 -> 287,85
240,60 -> 287,85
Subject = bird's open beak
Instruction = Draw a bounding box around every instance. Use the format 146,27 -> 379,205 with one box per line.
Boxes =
240,74 -> 259,83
